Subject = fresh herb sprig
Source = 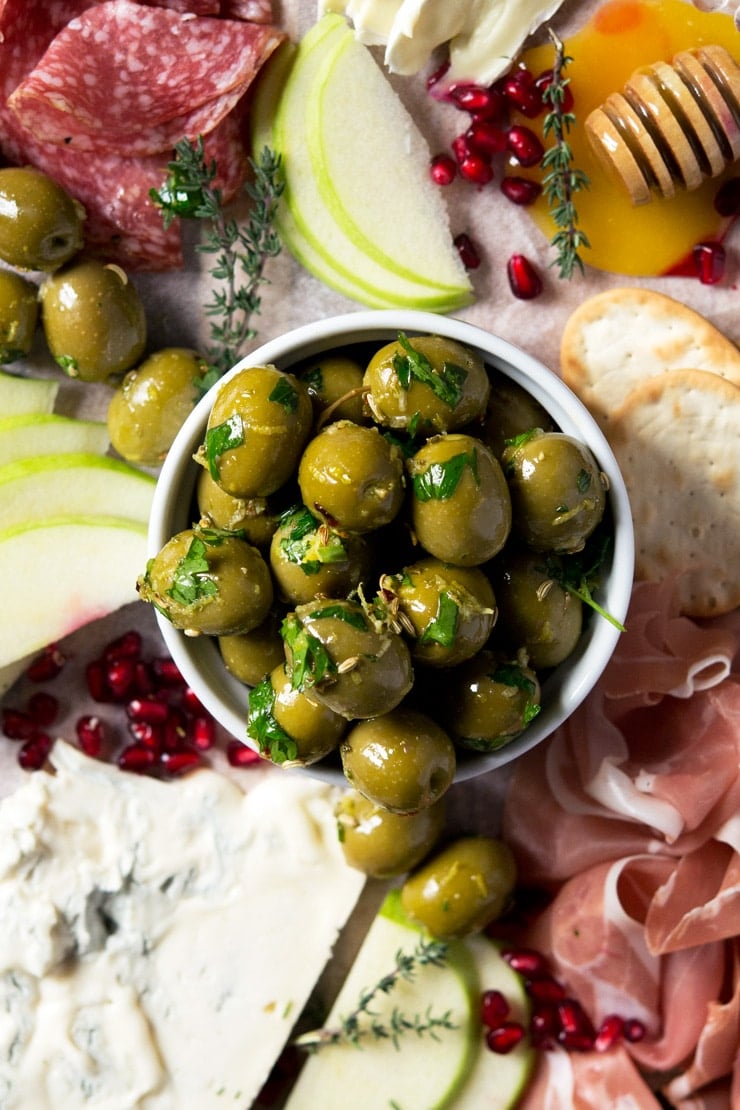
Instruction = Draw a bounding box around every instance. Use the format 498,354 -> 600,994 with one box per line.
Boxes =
540,30 -> 590,280
294,938 -> 455,1052
539,530 -> 625,631
151,138 -> 284,385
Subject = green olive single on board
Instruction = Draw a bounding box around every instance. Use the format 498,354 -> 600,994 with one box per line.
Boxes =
39,260 -> 146,381
400,836 -> 517,938
246,663 -> 348,767
0,270 -> 38,363
199,365 -> 313,498
335,790 -> 447,879
196,470 -> 279,548
364,333 -> 490,434
295,353 -> 368,424
0,167 -> 85,271
218,609 -> 286,687
137,526 -> 273,637
340,709 -> 456,814
269,505 -> 372,605
408,433 -> 512,566
503,431 -> 607,553
442,649 -> 541,752
108,348 -> 209,465
491,548 -> 583,669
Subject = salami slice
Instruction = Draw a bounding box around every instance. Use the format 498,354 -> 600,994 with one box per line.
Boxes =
220,0 -> 275,21
8,1 -> 284,157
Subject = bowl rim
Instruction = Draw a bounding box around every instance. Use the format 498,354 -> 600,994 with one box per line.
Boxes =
148,309 -> 635,784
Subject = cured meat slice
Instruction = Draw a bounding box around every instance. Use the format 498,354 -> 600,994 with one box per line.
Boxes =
221,0 -> 274,20
8,0 -> 284,156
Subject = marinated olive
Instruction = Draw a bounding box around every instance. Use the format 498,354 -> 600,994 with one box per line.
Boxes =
298,420 -> 405,533
340,709 -> 456,814
218,609 -> 285,686
197,470 -> 279,548
442,650 -> 541,751
408,433 -> 512,566
198,365 -> 312,498
503,431 -> 607,553
40,260 -> 146,381
482,372 -> 554,459
137,526 -> 273,637
385,558 -> 497,667
491,548 -> 582,669
0,270 -> 38,363
296,354 -> 368,424
270,506 -> 372,605
282,598 -> 413,720
335,790 -> 446,878
364,334 -> 489,434
400,836 -> 517,938
247,664 -> 347,767
0,167 -> 85,271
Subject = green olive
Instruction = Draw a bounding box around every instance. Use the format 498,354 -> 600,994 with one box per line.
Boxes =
282,598 -> 413,720
196,470 -> 279,548
218,609 -> 285,686
442,650 -> 541,752
0,167 -> 85,271
400,836 -> 517,938
503,431 -> 607,553
335,789 -> 446,878
491,548 -> 582,669
269,505 -> 372,605
364,334 -> 489,434
340,709 -> 456,814
387,558 -> 497,667
295,353 -> 368,424
108,348 -> 209,465
298,420 -> 405,533
0,271 -> 38,363
482,373 -> 554,459
246,664 -> 347,767
39,260 -> 146,381
408,434 -> 511,566
199,365 -> 312,498
138,526 -> 273,637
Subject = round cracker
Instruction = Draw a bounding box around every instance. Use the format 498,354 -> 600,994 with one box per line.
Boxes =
608,368 -> 740,617
560,287 -> 740,429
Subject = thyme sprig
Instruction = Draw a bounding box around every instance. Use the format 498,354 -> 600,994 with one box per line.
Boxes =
151,138 -> 284,385
294,937 -> 455,1052
540,30 -> 590,280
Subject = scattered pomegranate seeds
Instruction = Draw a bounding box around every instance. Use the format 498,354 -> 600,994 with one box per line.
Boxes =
486,1021 -> 526,1054
18,733 -> 52,771
1,708 -> 37,741
466,119 -> 508,158
481,988 -> 510,1027
76,714 -> 105,758
27,691 -> 59,727
501,69 -> 543,118
501,176 -> 542,206
429,153 -> 457,186
26,643 -> 66,682
227,740 -> 262,768
454,232 -> 481,270
693,241 -> 726,285
459,153 -> 494,186
507,253 -> 543,300
506,125 -> 545,168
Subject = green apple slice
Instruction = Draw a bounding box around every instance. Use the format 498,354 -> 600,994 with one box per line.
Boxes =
0,515 -> 147,668
286,890 -> 534,1109
0,413 -> 109,464
308,27 -> 471,301
0,453 -> 155,529
0,369 -> 59,416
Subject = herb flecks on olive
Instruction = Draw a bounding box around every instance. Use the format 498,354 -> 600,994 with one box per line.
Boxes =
270,506 -> 372,606
247,664 -> 347,767
0,167 -> 85,272
443,649 -> 541,752
0,270 -> 38,364
492,548 -> 583,669
335,790 -> 446,879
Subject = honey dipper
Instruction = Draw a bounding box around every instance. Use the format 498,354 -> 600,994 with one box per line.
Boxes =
585,45 -> 740,205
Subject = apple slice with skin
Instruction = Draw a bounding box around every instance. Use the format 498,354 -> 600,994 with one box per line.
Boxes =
0,516 -> 147,668
0,413 -> 109,464
286,890 -> 533,1110
0,369 -> 59,416
0,453 -> 155,529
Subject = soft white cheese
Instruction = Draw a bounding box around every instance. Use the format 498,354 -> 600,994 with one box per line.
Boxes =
0,743 -> 364,1108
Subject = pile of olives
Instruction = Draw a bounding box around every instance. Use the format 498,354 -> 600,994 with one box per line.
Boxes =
139,332 -> 613,892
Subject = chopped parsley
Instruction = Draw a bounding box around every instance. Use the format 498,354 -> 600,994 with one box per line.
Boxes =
392,333 -> 467,409
492,663 -> 541,726
419,592 -> 459,648
269,376 -> 299,413
203,413 -> 244,480
538,528 -> 625,631
306,603 -> 368,630
281,613 -> 337,692
166,536 -> 218,607
247,676 -> 298,764
412,449 -> 479,502
279,507 -> 348,574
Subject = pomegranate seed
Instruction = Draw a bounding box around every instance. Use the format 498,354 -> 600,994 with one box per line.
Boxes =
26,643 -> 66,682
502,70 -> 543,117
426,60 -> 450,94
430,153 -> 457,186
76,714 -> 105,757
104,630 -> 142,662
27,691 -> 59,726
556,998 -> 593,1037
454,232 -> 481,269
623,1019 -> 646,1043
502,947 -> 550,977
181,686 -> 205,715
2,707 -> 37,740
507,253 -> 543,299
227,740 -> 261,767
501,175 -> 542,206
163,709 -> 188,752
160,749 -> 203,776
151,657 -> 183,685
106,657 -> 136,699
506,125 -> 544,167
530,1004 -> 558,1047
714,177 -> 740,217
535,69 -> 575,114
450,84 -> 496,112
481,989 -> 510,1027
126,697 -> 169,724
451,133 -> 474,164
559,1029 -> 595,1051
134,660 -> 155,696
18,733 -> 52,771
459,154 -> 494,185
189,715 -> 215,751
470,88 -> 506,123
525,975 -> 566,1004
486,1022 -> 526,1054
693,241 -> 725,284
86,659 -> 111,702
118,743 -> 157,773
465,119 -> 507,157
594,1014 -> 624,1052
128,720 -> 162,751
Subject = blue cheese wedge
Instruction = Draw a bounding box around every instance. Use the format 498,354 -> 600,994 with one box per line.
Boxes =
0,742 -> 364,1108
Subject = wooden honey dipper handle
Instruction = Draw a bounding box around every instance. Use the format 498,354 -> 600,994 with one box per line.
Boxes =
585,44 -> 740,205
